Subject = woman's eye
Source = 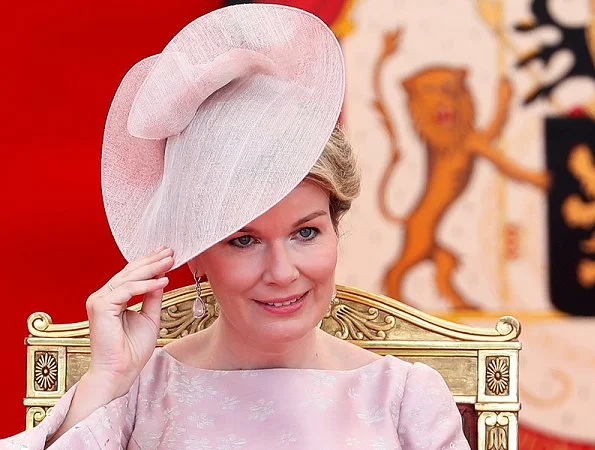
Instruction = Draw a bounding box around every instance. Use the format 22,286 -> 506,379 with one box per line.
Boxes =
297,227 -> 318,240
230,235 -> 254,248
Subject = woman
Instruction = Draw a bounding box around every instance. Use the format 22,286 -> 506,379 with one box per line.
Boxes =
2,4 -> 470,449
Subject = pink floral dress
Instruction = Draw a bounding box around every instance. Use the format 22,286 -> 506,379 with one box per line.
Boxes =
1,348 -> 470,449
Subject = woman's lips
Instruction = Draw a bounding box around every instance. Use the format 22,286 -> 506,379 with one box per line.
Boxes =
254,291 -> 308,315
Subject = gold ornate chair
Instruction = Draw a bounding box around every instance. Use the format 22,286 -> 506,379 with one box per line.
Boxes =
25,283 -> 520,450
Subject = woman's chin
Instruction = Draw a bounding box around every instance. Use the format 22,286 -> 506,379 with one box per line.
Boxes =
249,316 -> 323,346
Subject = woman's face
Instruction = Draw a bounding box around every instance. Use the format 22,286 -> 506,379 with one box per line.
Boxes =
188,180 -> 338,346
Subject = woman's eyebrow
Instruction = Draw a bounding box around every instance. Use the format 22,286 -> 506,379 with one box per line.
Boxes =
236,210 -> 327,234
292,210 -> 327,228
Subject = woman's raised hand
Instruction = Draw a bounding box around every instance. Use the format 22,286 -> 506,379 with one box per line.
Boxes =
85,246 -> 174,396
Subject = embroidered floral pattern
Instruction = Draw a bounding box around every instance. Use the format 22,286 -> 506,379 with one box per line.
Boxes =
216,434 -> 247,449
5,350 -> 470,450
248,399 -> 275,422
357,406 -> 385,424
278,431 -> 297,446
221,396 -> 240,410
189,412 -> 215,429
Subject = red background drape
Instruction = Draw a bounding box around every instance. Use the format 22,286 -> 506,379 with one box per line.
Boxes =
0,0 -> 225,436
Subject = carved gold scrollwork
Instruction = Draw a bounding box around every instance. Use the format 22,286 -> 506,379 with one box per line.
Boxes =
26,406 -> 53,428
486,356 -> 510,396
326,299 -> 396,340
34,351 -> 58,391
26,284 -> 523,342
485,413 -> 510,450
495,316 -> 521,339
29,312 -> 53,333
158,295 -> 219,339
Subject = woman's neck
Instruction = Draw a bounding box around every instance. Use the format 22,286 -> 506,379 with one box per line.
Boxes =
197,317 -> 326,370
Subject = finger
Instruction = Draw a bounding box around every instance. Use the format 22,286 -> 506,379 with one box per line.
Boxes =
121,247 -> 173,275
107,249 -> 173,291
140,276 -> 168,330
121,255 -> 175,284
89,278 -> 170,314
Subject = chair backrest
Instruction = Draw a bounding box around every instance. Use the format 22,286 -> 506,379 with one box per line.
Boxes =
25,283 -> 520,450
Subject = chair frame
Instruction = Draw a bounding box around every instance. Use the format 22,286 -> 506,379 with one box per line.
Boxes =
25,283 -> 521,450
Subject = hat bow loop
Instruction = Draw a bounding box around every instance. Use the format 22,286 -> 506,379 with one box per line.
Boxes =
128,49 -> 279,140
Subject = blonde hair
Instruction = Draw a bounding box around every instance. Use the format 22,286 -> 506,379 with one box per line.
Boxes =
306,125 -> 361,230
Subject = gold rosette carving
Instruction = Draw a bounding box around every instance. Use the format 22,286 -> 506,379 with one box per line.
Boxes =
34,352 -> 58,391
486,356 -> 510,396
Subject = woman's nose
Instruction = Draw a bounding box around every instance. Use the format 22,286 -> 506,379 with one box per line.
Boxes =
262,242 -> 299,286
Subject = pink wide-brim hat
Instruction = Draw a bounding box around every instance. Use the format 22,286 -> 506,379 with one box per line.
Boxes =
101,4 -> 345,270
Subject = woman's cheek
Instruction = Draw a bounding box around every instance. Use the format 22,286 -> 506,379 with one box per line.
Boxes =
223,252 -> 265,287
300,241 -> 338,276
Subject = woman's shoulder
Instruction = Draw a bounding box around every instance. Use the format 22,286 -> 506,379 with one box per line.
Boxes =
317,330 -> 383,370
318,332 -> 433,375
138,345 -> 181,381
347,352 -> 450,398
401,361 -> 450,391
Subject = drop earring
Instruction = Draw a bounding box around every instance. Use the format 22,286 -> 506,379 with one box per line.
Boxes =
193,273 -> 206,319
